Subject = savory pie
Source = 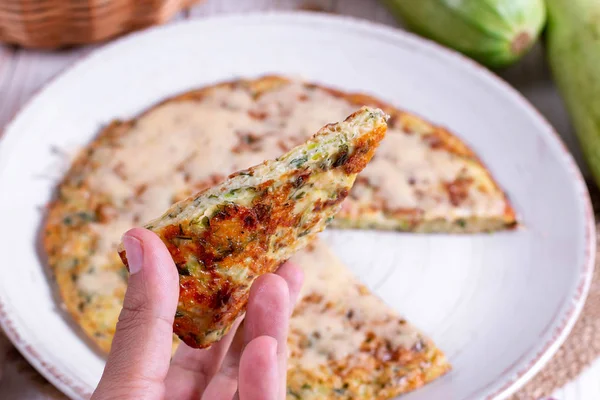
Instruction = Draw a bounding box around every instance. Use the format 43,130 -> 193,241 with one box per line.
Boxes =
118,107 -> 386,348
43,75 -> 516,398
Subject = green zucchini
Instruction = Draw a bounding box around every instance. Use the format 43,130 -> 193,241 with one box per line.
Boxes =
546,0 -> 600,187
382,0 -> 547,68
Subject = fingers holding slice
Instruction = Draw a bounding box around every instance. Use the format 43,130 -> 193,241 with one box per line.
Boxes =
200,324 -> 245,400
274,262 -> 304,314
202,272 -> 292,399
239,336 -> 279,400
161,262 -> 303,400
241,273 -> 292,399
242,273 -> 290,347
165,317 -> 243,400
92,228 -> 179,400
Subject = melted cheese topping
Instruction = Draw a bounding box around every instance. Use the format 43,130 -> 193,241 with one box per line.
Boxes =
289,241 -> 421,368
76,79 -> 505,305
77,270 -> 123,297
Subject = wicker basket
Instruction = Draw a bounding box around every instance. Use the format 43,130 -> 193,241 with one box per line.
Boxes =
0,0 -> 203,49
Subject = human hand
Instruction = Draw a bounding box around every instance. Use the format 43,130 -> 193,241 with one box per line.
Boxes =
91,228 -> 303,400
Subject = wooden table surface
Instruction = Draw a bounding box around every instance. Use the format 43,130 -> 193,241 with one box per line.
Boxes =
0,1 -> 597,399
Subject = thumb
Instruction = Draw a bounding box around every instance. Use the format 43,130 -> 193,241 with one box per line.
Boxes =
92,228 -> 179,400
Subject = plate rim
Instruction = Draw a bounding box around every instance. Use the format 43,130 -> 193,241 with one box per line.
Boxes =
0,10 -> 595,400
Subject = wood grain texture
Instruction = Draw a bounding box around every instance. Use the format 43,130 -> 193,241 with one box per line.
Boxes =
0,0 -> 200,49
0,1 -> 594,399
0,48 -> 88,130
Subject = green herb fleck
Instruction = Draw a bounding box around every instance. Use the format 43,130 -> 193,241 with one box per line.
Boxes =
301,383 -> 311,390
178,265 -> 190,276
298,230 -> 310,237
184,256 -> 204,276
325,216 -> 335,224
290,156 -> 308,168
332,144 -> 349,168
294,191 -> 305,200
62,211 -> 97,225
175,311 -> 184,318
212,205 -> 229,219
191,215 -> 211,229
225,188 -> 240,198
201,216 -> 210,228
456,219 -> 467,228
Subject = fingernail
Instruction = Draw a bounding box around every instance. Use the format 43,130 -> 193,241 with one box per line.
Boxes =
123,235 -> 143,275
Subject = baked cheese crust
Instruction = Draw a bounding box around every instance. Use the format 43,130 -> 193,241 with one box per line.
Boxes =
118,107 -> 387,348
287,240 -> 450,399
137,75 -> 515,232
41,75 -> 514,398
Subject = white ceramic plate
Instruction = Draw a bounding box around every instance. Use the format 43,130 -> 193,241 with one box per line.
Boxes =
0,12 -> 594,400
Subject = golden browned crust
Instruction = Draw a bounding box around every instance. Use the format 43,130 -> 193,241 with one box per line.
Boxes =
285,240 -> 451,399
117,107 -> 387,348
306,80 -> 516,230
43,130 -> 128,354
43,74 -> 514,348
164,74 -> 517,230
42,74 -> 513,397
287,344 -> 449,400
